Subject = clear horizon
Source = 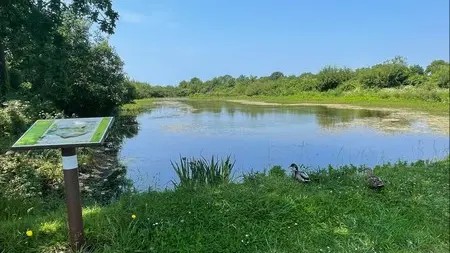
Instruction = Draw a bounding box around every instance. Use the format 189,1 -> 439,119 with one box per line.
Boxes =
110,0 -> 450,85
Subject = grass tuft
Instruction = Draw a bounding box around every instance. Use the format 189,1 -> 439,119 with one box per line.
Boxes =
171,155 -> 235,188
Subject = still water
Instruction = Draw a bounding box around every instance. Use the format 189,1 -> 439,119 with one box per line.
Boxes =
119,99 -> 449,190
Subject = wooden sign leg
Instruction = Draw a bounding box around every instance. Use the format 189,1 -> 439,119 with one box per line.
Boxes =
62,148 -> 85,252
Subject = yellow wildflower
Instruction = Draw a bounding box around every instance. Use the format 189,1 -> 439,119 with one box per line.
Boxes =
131,214 -> 136,219
26,229 -> 33,237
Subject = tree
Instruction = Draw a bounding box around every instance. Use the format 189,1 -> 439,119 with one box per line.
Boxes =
0,0 -> 118,98
429,65 -> 450,88
359,57 -> 410,88
269,71 -> 284,80
37,15 -> 127,116
188,77 -> 203,94
179,80 -> 189,89
384,56 -> 408,66
426,60 -> 449,74
236,75 -> 249,84
299,72 -> 315,78
0,45 -> 8,96
317,66 -> 353,91
409,64 -> 424,75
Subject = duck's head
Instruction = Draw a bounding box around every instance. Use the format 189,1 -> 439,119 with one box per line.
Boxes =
289,163 -> 299,172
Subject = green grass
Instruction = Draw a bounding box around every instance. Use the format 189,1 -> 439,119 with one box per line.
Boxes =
1,158 -> 448,252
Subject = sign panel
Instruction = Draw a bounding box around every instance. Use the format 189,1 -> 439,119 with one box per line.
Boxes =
12,117 -> 114,150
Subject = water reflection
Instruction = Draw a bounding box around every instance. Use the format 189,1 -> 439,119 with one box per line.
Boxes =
152,100 -> 432,135
119,99 -> 449,190
79,114 -> 140,203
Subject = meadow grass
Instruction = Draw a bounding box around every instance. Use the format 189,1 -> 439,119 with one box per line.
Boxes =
1,158 -> 448,253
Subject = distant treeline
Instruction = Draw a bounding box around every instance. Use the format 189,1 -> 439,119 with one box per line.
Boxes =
127,80 -> 185,98
129,56 -> 449,98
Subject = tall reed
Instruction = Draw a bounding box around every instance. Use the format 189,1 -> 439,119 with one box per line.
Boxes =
171,155 -> 235,188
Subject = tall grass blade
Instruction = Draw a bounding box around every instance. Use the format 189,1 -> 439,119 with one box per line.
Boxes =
171,155 -> 235,188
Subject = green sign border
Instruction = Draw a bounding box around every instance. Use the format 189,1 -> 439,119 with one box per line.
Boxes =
11,117 -> 114,150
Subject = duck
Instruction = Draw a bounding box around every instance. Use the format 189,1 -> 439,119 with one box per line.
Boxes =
365,167 -> 384,190
289,163 -> 310,183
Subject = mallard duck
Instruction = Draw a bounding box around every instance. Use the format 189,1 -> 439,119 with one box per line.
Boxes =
366,167 -> 384,190
289,163 -> 310,183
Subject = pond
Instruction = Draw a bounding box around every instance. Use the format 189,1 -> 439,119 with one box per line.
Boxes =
119,99 -> 449,190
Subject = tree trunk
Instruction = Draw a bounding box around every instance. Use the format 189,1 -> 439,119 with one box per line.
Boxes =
0,41 -> 8,97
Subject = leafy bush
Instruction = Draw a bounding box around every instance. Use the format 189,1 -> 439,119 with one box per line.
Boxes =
52,41 -> 129,116
425,60 -> 449,74
245,85 -> 261,96
409,64 -> 425,75
296,77 -> 320,92
156,56 -> 447,98
269,71 -> 285,80
376,87 -> 446,102
0,100 -> 29,139
359,61 -> 410,88
429,65 -> 450,88
0,153 -> 62,201
127,80 -> 183,99
336,79 -> 363,92
317,66 -> 354,91
405,74 -> 426,86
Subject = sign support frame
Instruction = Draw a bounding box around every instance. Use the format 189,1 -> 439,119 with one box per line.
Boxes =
10,117 -> 114,252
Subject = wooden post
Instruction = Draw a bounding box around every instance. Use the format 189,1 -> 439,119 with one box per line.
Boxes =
62,148 -> 85,252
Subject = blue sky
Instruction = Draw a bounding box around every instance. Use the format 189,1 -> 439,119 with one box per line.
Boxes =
109,0 -> 449,85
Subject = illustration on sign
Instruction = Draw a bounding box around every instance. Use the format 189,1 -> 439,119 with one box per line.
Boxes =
12,117 -> 113,149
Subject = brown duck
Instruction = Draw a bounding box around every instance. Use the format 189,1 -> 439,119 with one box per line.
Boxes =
366,167 -> 384,190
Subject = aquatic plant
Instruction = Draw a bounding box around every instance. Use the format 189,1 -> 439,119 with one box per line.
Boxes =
171,155 -> 235,188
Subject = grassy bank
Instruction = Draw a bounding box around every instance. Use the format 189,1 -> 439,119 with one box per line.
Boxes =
189,89 -> 449,116
1,158 -> 448,252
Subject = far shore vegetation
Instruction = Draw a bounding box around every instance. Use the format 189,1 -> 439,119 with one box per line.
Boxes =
125,56 -> 449,115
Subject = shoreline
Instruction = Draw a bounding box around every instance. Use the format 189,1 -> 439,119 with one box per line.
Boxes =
144,97 -> 450,135
188,93 -> 450,116
226,99 -> 404,111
